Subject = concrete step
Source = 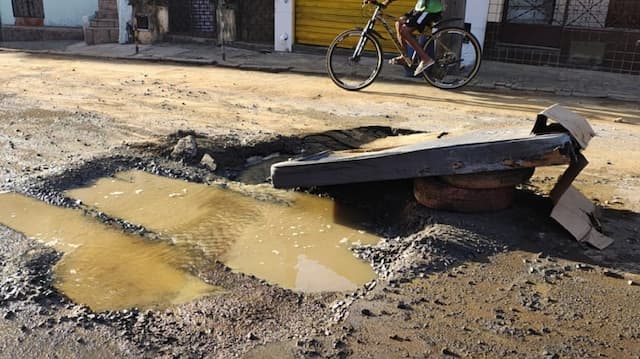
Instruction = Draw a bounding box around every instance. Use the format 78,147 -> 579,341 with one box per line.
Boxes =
1,25 -> 83,41
496,42 -> 561,53
90,18 -> 118,28
98,0 -> 117,11
490,42 -> 561,67
96,10 -> 118,19
164,33 -> 217,45
84,27 -> 119,45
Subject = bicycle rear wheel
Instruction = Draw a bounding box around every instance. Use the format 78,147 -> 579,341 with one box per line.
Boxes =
422,27 -> 482,90
327,29 -> 383,91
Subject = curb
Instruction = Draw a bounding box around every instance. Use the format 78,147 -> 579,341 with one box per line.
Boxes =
0,47 -> 219,65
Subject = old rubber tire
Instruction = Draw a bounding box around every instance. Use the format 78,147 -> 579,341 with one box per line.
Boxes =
414,177 -> 515,212
440,168 -> 535,190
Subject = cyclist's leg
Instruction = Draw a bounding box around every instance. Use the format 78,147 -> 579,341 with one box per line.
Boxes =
400,24 -> 430,64
401,11 -> 436,64
391,15 -> 409,63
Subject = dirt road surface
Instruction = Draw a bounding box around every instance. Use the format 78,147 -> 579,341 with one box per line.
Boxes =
1,52 -> 639,358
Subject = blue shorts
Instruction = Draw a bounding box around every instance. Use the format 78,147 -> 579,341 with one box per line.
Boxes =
404,10 -> 442,32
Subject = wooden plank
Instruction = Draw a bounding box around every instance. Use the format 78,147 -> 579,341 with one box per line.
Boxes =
271,131 -> 574,189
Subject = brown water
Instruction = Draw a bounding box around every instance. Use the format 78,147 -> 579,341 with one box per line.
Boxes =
0,192 -> 219,312
0,171 -> 379,310
65,170 -> 379,293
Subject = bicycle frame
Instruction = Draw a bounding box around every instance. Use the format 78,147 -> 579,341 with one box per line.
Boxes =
352,5 -> 413,66
353,4 -> 467,70
327,3 -> 482,90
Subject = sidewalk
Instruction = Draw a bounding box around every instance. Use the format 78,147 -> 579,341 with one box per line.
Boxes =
1,40 -> 638,103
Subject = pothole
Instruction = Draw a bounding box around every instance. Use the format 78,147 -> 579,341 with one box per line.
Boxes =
0,126 -> 419,312
0,192 -> 221,312
66,170 -> 380,291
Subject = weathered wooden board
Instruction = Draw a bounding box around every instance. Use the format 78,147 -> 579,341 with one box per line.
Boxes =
271,130 -> 575,189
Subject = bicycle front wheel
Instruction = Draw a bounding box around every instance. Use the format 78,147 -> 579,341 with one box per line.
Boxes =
326,29 -> 383,91
422,27 -> 482,90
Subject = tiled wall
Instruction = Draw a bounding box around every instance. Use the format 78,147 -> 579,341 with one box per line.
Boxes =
191,0 -> 215,33
564,27 -> 640,73
483,0 -> 640,74
487,0 -> 504,22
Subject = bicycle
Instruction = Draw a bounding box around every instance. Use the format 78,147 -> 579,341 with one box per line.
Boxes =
326,0 -> 482,91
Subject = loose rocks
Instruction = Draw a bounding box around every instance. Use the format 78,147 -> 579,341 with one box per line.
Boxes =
170,135 -> 198,161
353,224 -> 499,282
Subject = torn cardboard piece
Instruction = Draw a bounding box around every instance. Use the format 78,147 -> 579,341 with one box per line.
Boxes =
538,104 -> 596,149
538,104 -> 614,249
551,186 -> 614,250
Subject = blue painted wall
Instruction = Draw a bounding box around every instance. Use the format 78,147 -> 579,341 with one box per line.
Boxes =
0,0 -> 99,27
0,0 -> 15,25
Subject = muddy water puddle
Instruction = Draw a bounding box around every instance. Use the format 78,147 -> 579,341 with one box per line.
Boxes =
0,170 -> 379,310
0,192 -> 219,312
66,171 -> 379,292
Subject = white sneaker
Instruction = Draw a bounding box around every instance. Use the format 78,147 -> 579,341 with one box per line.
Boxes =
414,59 -> 435,76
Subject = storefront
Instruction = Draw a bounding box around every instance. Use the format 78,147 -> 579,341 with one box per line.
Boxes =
295,0 -> 417,51
275,0 -> 491,53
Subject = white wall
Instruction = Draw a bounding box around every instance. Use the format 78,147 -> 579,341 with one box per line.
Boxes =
274,0 -> 293,52
44,0 -> 99,26
0,0 -> 98,27
117,0 -> 131,43
487,0 -> 504,22
465,0 -> 490,49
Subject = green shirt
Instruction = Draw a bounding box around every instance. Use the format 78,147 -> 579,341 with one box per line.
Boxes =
415,0 -> 442,13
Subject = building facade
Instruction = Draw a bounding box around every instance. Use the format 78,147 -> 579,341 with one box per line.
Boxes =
276,0 -> 639,74
483,0 -> 640,74
0,0 -> 98,27
275,0 -> 491,52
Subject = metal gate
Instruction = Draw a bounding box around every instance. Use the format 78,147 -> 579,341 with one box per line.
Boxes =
295,0 -> 418,51
11,0 -> 44,18
500,0 -> 634,47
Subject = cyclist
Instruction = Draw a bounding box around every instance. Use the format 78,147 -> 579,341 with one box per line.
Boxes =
368,0 -> 443,76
